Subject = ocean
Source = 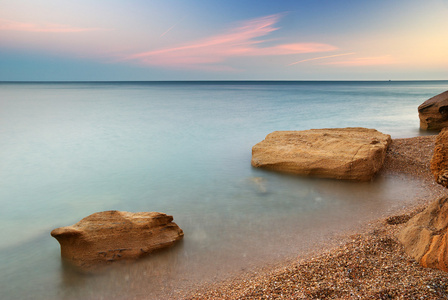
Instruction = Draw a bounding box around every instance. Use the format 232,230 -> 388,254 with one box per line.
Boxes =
1,81 -> 447,299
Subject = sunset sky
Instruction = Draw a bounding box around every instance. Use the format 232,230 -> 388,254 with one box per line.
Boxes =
1,0 -> 447,81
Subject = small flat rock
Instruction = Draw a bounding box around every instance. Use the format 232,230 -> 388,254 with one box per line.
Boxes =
251,127 -> 391,181
51,210 -> 184,272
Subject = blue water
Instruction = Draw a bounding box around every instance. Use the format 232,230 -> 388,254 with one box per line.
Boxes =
0,81 -> 447,299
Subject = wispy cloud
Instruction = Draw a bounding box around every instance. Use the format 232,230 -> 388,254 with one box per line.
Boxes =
289,52 -> 356,65
0,18 -> 104,33
160,17 -> 185,38
126,14 -> 337,70
321,55 -> 396,66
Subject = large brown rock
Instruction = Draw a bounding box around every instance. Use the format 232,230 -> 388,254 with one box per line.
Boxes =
51,210 -> 184,272
251,127 -> 391,181
418,90 -> 448,130
397,196 -> 448,272
431,128 -> 448,187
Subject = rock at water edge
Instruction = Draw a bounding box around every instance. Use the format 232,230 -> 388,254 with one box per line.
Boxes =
51,210 -> 184,272
418,90 -> 448,130
251,127 -> 391,181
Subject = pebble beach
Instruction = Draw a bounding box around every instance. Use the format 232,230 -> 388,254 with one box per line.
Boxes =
183,135 -> 448,299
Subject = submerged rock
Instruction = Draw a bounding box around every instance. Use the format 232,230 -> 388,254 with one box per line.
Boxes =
51,210 -> 184,272
251,127 -> 391,181
430,128 -> 448,188
248,177 -> 267,193
418,90 -> 448,130
397,196 -> 448,272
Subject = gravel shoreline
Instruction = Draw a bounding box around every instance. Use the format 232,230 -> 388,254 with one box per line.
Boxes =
183,135 -> 448,299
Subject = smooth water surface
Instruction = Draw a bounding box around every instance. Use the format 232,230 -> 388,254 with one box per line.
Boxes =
1,81 -> 447,299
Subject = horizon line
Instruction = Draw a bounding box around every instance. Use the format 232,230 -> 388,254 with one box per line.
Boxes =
1,79 -> 448,83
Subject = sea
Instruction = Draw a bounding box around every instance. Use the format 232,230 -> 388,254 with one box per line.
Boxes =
1,80 -> 447,299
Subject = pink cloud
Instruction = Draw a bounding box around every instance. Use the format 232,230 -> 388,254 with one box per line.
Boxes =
0,18 -> 103,33
321,55 -> 396,66
126,14 -> 337,70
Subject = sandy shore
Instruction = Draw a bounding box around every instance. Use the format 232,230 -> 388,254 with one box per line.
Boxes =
183,135 -> 448,299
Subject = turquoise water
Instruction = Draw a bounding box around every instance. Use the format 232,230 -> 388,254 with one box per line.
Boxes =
1,81 -> 447,299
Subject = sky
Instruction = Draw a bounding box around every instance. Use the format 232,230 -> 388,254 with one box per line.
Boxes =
0,0 -> 447,81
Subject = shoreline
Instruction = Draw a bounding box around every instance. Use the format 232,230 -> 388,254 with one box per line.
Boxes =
183,135 -> 448,299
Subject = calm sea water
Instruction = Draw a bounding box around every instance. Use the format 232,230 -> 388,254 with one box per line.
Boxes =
1,81 -> 447,299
